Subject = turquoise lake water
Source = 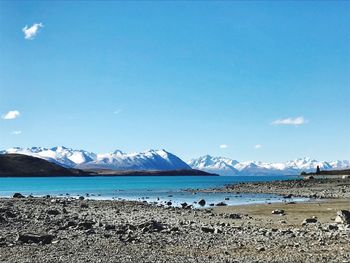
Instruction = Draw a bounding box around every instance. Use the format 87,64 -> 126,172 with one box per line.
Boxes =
0,175 -> 305,207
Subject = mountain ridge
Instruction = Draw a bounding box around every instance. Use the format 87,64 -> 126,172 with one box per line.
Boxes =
0,154 -> 216,177
188,155 -> 350,176
0,146 -> 191,171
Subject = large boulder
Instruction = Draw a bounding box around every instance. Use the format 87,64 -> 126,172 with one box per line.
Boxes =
335,210 -> 350,224
13,193 -> 25,198
198,199 -> 206,206
17,233 -> 54,245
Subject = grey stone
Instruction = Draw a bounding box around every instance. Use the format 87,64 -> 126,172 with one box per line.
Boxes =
17,233 -> 54,245
335,210 -> 350,224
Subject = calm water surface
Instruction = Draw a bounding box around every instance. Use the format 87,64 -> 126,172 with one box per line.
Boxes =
0,175 -> 305,207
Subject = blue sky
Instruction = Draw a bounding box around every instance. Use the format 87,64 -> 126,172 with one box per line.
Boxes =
0,1 -> 349,162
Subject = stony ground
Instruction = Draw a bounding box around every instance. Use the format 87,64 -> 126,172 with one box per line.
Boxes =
0,193 -> 349,263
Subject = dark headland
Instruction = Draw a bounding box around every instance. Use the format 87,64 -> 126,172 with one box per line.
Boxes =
0,154 -> 217,177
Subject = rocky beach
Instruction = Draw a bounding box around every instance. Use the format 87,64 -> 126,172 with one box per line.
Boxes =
192,177 -> 350,199
0,178 -> 349,263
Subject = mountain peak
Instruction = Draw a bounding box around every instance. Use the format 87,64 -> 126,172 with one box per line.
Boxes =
50,146 -> 69,152
113,150 -> 124,155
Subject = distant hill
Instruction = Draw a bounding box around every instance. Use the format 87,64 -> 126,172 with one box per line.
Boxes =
0,154 -> 216,177
1,146 -> 191,171
0,154 -> 88,177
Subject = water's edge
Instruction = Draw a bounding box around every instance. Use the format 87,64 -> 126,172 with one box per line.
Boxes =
0,175 -> 304,208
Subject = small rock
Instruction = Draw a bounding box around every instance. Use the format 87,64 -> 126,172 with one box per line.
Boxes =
5,211 -> 16,218
0,215 -> 6,223
67,221 -> 77,227
302,218 -> 318,225
198,199 -> 206,206
180,202 -> 189,209
304,176 -> 314,180
17,233 -> 54,245
77,221 -> 95,230
13,193 -> 25,198
201,227 -> 215,233
138,220 -> 165,233
328,224 -> 338,230
170,227 -> 179,232
216,202 -> 227,206
105,224 -> 116,231
272,209 -> 285,215
85,229 -> 96,235
228,213 -> 242,219
47,209 -> 60,216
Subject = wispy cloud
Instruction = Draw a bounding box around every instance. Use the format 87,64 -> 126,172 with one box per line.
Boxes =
11,130 -> 22,135
113,109 -> 122,115
22,23 -> 43,40
271,116 -> 307,126
254,144 -> 262,149
219,144 -> 228,149
1,110 -> 20,120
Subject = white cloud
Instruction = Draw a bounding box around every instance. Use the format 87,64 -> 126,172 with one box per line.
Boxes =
22,23 -> 43,40
12,130 -> 22,135
2,110 -> 20,120
271,116 -> 307,126
219,144 -> 228,149
254,144 -> 262,149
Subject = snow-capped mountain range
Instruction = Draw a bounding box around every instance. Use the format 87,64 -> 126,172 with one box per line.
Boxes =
188,155 -> 350,176
0,146 -> 191,171
1,146 -> 349,175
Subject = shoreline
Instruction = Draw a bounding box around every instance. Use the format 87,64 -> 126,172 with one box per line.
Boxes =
0,178 -> 349,262
0,170 -> 218,177
189,177 -> 350,199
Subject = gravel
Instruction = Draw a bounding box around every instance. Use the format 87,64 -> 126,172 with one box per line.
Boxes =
0,194 -> 349,263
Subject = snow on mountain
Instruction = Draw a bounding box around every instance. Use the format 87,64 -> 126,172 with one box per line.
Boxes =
328,160 -> 350,170
77,149 -> 191,171
0,147 -> 190,171
1,146 -> 96,168
188,155 -> 350,176
1,147 -> 349,175
187,155 -> 239,176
